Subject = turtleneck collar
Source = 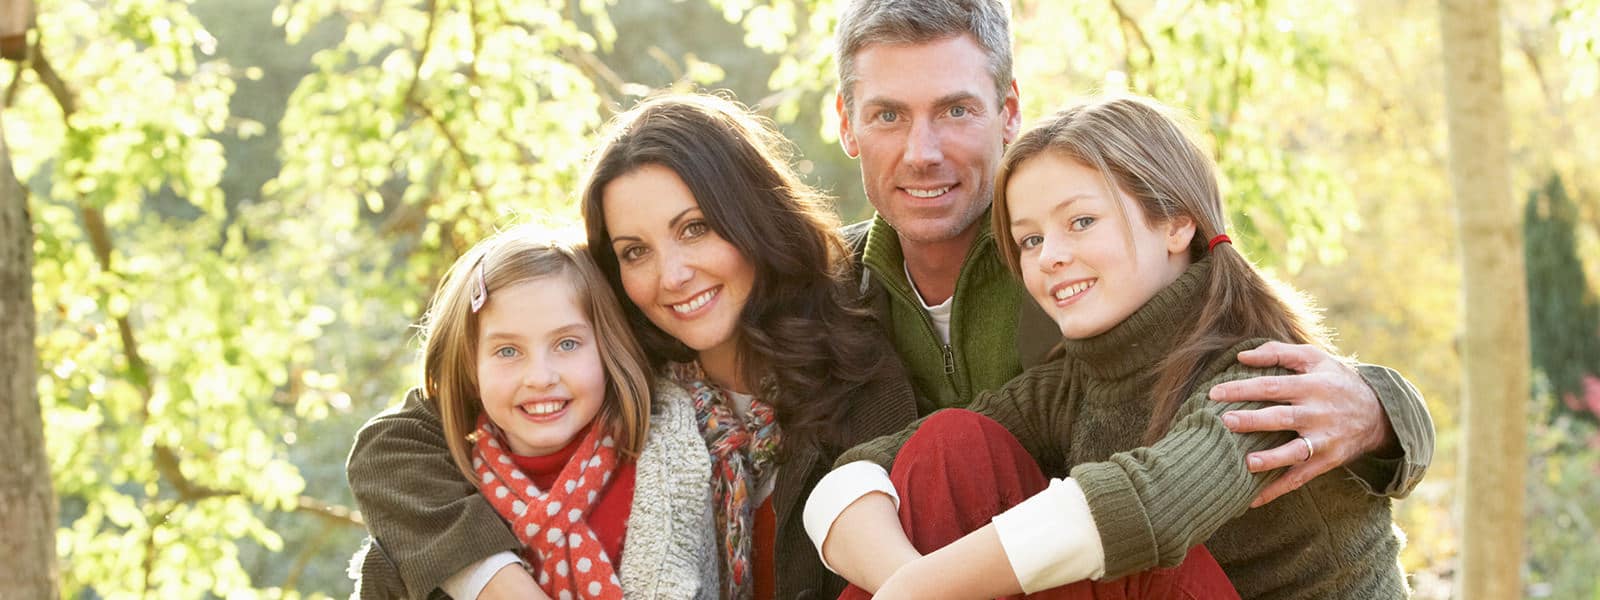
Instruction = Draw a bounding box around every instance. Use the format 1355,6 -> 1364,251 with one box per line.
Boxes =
508,423 -> 595,489
1058,256 -> 1212,381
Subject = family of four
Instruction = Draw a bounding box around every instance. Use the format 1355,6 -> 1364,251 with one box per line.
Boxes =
345,1 -> 1434,598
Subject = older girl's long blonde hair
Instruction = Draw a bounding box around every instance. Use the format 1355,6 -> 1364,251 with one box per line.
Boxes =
992,96 -> 1332,444
417,225 -> 654,480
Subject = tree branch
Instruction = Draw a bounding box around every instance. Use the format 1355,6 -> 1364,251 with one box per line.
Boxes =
29,37 -> 73,121
1108,0 -> 1155,76
1220,10 -> 1251,138
407,97 -> 490,199
30,47 -> 364,600
402,0 -> 440,107
467,0 -> 482,82
5,60 -> 21,107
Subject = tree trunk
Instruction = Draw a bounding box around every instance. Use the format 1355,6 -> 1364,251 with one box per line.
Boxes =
0,98 -> 59,597
1439,1 -> 1530,598
0,0 -> 33,59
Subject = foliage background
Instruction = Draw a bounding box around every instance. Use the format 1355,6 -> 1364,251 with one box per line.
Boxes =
6,0 -> 1598,597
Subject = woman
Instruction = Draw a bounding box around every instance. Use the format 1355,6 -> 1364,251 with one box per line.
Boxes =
346,93 -> 918,600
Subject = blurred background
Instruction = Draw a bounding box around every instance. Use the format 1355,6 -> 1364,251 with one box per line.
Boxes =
2,0 -> 1597,597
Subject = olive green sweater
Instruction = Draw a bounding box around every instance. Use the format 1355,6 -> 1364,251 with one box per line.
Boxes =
847,215 -> 1058,414
839,259 -> 1413,599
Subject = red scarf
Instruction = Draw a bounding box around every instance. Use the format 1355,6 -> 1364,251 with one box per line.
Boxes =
472,415 -> 623,600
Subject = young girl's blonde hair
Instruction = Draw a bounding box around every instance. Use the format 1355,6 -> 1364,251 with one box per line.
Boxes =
417,225 -> 654,480
992,96 -> 1332,444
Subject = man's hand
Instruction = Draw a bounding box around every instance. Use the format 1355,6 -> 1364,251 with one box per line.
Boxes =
1209,342 -> 1400,507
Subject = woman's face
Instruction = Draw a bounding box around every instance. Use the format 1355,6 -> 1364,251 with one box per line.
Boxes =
601,164 -> 756,373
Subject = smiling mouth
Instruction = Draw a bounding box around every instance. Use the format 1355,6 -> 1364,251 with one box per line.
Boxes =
519,399 -> 569,416
902,185 -> 953,198
670,287 -> 718,315
1052,279 -> 1096,302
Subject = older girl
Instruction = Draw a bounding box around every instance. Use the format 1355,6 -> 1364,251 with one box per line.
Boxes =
807,96 -> 1409,599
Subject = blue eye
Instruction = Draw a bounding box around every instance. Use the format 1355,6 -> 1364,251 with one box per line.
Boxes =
1017,234 -> 1043,250
876,110 -> 899,123
494,346 -> 519,359
949,105 -> 968,117
557,339 -> 580,352
1070,216 -> 1096,231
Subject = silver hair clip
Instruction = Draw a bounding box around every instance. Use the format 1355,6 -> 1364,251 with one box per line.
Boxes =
469,259 -> 489,313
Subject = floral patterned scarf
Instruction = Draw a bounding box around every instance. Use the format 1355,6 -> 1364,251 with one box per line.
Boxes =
667,361 -> 781,600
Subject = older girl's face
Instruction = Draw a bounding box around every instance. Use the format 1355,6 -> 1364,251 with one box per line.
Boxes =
601,164 -> 756,376
1005,153 -> 1194,339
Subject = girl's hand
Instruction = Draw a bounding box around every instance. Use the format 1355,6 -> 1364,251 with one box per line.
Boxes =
1209,341 -> 1400,507
870,561 -> 927,599
871,525 -> 1023,600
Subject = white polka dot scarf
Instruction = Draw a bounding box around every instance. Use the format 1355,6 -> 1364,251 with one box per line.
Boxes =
471,415 -> 624,600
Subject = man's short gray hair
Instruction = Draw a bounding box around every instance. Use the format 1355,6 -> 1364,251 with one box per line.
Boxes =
834,0 -> 1014,114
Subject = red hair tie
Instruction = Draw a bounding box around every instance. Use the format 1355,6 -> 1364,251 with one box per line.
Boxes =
1208,234 -> 1232,252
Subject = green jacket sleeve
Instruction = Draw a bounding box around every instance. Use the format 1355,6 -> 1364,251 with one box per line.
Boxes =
1070,364 -> 1295,579
345,389 -> 520,600
1347,363 -> 1435,498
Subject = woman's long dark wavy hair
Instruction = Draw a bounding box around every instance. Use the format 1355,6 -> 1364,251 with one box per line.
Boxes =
580,93 -> 895,450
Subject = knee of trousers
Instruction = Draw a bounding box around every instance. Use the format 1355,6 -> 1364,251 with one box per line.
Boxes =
900,408 -> 1010,463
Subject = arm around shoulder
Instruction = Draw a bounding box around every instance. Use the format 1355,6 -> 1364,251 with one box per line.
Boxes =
1350,363 -> 1435,498
1073,365 -> 1295,579
346,389 -> 520,598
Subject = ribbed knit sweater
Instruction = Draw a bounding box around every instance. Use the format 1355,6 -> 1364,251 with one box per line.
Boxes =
838,259 -> 1411,599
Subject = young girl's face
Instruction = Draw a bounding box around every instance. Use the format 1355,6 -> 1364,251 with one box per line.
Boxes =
1005,152 -> 1194,340
475,275 -> 608,456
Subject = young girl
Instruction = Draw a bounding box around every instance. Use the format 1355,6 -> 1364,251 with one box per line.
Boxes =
350,226 -> 718,600
805,96 -> 1409,599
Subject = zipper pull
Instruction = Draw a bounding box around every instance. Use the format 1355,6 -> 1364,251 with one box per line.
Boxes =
942,344 -> 956,375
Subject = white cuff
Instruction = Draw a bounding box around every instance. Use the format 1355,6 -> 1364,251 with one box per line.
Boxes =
440,551 -> 525,600
802,460 -> 899,573
991,478 -> 1105,593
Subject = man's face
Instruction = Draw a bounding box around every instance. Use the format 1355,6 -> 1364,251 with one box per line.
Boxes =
838,34 -> 1020,247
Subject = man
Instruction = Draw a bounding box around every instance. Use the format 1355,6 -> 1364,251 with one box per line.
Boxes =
811,0 -> 1433,593
832,0 -> 1429,503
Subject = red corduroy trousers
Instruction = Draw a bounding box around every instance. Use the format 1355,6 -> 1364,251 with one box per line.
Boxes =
837,409 -> 1240,600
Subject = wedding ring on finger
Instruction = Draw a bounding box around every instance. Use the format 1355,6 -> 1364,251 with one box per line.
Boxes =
1299,436 -> 1316,461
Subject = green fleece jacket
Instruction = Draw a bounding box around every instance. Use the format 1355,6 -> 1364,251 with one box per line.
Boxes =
845,216 -> 1057,415
840,259 -> 1418,599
